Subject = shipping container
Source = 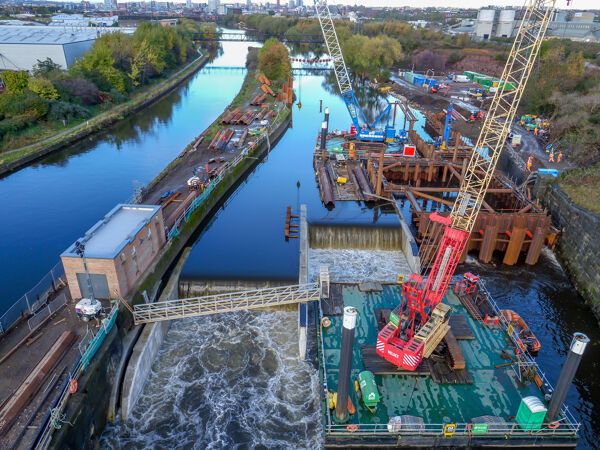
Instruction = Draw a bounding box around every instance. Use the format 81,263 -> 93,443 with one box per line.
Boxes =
463,71 -> 477,80
454,75 -> 469,82
413,75 -> 425,86
404,71 -> 415,84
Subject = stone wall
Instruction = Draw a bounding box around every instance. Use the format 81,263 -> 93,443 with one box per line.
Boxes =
534,177 -> 600,318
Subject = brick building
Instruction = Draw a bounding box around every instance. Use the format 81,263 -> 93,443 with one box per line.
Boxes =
61,204 -> 166,300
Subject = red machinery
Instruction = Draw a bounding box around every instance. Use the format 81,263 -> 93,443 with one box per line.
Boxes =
376,0 -> 558,371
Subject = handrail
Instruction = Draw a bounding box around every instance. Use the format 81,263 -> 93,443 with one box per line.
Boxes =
133,283 -> 320,324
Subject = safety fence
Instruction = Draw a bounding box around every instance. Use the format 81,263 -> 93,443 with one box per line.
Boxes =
0,261 -> 66,335
27,293 -> 68,331
325,420 -> 580,437
316,280 -> 581,440
34,304 -> 119,450
167,103 -> 286,240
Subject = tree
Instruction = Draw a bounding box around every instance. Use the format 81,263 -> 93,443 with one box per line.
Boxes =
258,38 -> 291,81
33,58 -> 61,78
2,70 -> 30,94
28,77 -> 59,100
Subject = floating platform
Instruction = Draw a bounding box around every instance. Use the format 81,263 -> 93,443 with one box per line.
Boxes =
316,282 -> 579,447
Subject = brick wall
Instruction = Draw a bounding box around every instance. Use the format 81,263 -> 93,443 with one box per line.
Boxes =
62,209 -> 167,300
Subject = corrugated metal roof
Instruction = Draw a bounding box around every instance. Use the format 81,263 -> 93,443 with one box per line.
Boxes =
0,25 -> 132,45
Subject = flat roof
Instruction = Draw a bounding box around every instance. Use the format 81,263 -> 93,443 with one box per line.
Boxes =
62,204 -> 161,259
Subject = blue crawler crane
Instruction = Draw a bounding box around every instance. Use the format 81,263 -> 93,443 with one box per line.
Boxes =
314,0 -> 395,143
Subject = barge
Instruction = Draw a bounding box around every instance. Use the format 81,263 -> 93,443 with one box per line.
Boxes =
314,276 -> 581,447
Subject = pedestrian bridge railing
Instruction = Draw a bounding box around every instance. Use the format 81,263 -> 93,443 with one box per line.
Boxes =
133,283 -> 321,324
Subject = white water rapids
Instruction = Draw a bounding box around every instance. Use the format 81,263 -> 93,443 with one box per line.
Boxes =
101,311 -> 323,449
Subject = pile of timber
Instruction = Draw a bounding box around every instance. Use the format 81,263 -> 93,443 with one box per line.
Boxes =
444,330 -> 466,370
250,92 -> 267,105
209,128 -> 234,151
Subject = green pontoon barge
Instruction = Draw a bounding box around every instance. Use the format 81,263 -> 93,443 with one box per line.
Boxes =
314,278 -> 581,447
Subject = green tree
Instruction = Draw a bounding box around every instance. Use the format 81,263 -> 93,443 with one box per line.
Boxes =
2,70 -> 30,94
33,58 -> 61,78
258,38 -> 291,81
28,77 -> 59,100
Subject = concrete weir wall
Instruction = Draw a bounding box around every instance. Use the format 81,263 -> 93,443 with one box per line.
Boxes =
535,177 -> 600,318
308,215 -> 421,274
178,278 -> 294,297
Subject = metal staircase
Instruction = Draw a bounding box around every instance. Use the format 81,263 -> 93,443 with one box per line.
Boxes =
133,283 -> 321,324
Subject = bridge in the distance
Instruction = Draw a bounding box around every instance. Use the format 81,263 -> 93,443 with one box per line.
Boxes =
195,31 -> 324,45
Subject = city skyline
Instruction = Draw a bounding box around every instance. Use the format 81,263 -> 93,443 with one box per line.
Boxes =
29,0 -> 599,9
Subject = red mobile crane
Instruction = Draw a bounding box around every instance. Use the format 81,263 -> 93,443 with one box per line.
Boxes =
376,0 -> 560,370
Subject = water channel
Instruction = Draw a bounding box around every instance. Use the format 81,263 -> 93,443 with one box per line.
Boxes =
0,38 -> 260,311
0,33 -> 596,448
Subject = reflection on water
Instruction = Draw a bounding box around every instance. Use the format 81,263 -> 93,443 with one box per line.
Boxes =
101,312 -> 322,449
0,38 -> 258,311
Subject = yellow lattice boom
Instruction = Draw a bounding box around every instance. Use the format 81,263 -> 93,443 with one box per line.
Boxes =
450,0 -> 557,234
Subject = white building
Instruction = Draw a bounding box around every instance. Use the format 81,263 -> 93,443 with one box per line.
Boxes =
474,8 -> 516,40
208,0 -> 219,13
50,13 -> 118,27
0,26 -> 130,71
186,0 -> 192,8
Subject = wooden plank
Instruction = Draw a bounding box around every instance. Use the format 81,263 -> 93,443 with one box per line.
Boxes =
361,346 -> 430,376
444,330 -> 466,370
0,331 -> 75,435
449,314 -> 474,340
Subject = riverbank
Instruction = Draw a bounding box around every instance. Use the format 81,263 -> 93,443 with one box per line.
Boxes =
0,52 -> 210,178
45,57 -> 293,448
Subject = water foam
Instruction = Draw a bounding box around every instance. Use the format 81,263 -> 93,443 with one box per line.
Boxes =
101,311 -> 323,449
308,248 -> 411,283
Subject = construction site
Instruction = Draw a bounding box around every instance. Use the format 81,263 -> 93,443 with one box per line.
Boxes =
0,0 -> 595,448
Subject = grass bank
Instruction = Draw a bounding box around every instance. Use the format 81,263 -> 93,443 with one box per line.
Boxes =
557,165 -> 600,214
0,52 -> 209,176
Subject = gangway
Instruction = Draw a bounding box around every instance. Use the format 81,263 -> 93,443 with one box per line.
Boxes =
133,283 -> 321,324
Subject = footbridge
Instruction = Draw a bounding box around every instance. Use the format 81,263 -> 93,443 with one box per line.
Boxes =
133,282 -> 321,324
194,31 -> 323,44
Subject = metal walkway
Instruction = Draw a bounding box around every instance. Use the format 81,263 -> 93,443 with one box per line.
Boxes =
133,283 -> 321,324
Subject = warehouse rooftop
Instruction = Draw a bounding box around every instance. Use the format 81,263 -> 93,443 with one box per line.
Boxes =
0,25 -> 133,45
61,204 -> 161,259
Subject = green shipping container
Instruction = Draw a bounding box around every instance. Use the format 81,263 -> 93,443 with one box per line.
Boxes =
516,396 -> 547,431
404,72 -> 415,84
463,71 -> 477,80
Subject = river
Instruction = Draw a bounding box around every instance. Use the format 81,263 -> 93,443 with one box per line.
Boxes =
101,47 -> 597,449
0,37 -> 260,312
0,34 -> 596,448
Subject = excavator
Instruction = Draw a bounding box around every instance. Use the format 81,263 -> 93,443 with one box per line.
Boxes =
373,0 -> 560,370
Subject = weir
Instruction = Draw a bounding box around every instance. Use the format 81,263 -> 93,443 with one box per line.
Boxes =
309,224 -> 404,250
